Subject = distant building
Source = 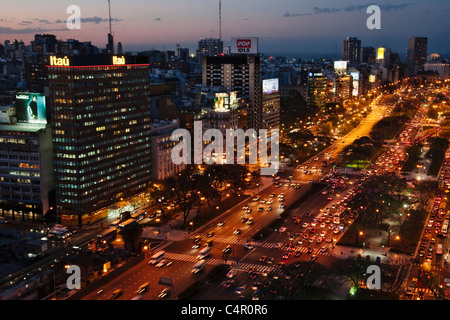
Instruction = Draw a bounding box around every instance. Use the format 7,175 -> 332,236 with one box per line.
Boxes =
407,36 -> 428,75
198,38 -> 223,58
151,119 -> 185,181
202,54 -> 262,129
424,61 -> 450,79
342,37 -> 361,64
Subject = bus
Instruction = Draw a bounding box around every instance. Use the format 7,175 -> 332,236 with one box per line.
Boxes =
197,246 -> 211,260
110,219 -> 121,227
441,220 -> 449,237
96,227 -> 117,244
48,224 -> 72,239
149,251 -> 165,265
436,244 -> 443,255
131,210 -> 146,222
118,218 -> 137,229
192,259 -> 206,273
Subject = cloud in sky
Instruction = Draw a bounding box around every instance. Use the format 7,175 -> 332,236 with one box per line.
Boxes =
54,17 -> 122,24
0,26 -> 66,34
284,2 -> 416,18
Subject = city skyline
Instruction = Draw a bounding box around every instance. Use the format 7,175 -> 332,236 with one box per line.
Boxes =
0,0 -> 449,58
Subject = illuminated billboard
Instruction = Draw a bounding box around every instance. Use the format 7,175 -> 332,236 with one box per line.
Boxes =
263,79 -> 279,95
15,93 -> 47,124
334,60 -> 348,71
230,37 -> 259,54
214,92 -> 238,111
377,47 -> 385,60
351,72 -> 360,97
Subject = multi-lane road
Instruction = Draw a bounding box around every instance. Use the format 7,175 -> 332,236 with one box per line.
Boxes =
80,92 -> 400,301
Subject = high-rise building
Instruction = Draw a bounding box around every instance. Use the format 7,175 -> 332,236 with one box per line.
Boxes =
342,37 -> 361,64
198,38 -> 223,58
202,54 -> 262,129
47,55 -> 152,226
0,93 -> 54,223
407,36 -> 428,75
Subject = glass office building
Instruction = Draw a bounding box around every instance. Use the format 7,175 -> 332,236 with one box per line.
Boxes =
47,55 -> 152,225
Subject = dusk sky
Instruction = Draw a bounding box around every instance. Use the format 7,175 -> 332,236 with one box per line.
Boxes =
1,0 -> 449,59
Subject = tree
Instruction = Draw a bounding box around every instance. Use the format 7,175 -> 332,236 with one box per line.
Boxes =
119,222 -> 143,253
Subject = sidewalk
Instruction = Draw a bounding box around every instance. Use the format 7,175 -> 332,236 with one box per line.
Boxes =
330,229 -> 411,264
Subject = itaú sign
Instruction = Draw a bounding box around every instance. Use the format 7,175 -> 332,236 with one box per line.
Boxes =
49,56 -> 70,66
112,56 -> 126,65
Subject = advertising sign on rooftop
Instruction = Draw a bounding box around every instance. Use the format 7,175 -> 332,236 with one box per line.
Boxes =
15,92 -> 47,125
263,78 -> 279,95
230,37 -> 258,54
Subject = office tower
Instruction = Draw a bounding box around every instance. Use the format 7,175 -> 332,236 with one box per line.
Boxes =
0,94 -> 54,223
262,79 -> 280,130
202,54 -> 262,129
198,38 -> 223,58
106,33 -> 114,54
342,37 -> 361,64
47,55 -> 152,226
360,46 -> 375,63
407,36 -> 428,74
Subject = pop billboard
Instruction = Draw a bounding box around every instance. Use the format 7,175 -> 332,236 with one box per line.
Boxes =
263,78 -> 279,95
230,37 -> 258,54
15,93 -> 47,124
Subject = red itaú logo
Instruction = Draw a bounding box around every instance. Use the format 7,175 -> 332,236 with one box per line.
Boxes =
236,39 -> 252,48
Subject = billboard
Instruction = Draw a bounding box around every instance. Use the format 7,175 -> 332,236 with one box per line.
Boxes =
214,92 -> 238,111
377,47 -> 385,60
334,60 -> 348,71
230,37 -> 258,54
263,79 -> 279,95
15,93 -> 47,124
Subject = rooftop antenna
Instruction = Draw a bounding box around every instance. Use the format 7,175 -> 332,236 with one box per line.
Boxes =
108,0 -> 112,35
219,0 -> 222,40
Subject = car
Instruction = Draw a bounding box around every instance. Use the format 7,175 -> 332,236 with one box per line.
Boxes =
252,282 -> 262,291
282,253 -> 289,260
326,237 -> 332,243
259,255 -> 267,262
223,245 -> 232,254
207,232 -> 214,238
320,231 -> 327,237
226,270 -> 236,278
155,259 -> 169,268
217,221 -> 226,227
266,206 -> 272,211
246,218 -> 254,225
193,236 -> 201,244
279,227 -> 287,232
109,289 -> 123,300
320,246 -> 328,253
258,207 -> 264,212
243,243 -> 254,250
137,283 -> 149,294
158,288 -> 171,299
295,250 -> 302,257
302,222 -> 309,228
316,237 -> 323,243
233,229 -> 241,235
279,204 -> 285,209
309,255 -> 317,262
306,247 -> 313,254
222,279 -> 235,288
235,285 -> 246,295
192,243 -> 201,249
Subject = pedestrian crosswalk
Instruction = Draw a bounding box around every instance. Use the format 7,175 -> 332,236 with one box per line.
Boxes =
261,242 -> 331,256
164,252 -> 223,266
189,233 -> 332,256
189,233 -> 248,245
233,262 -> 275,274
